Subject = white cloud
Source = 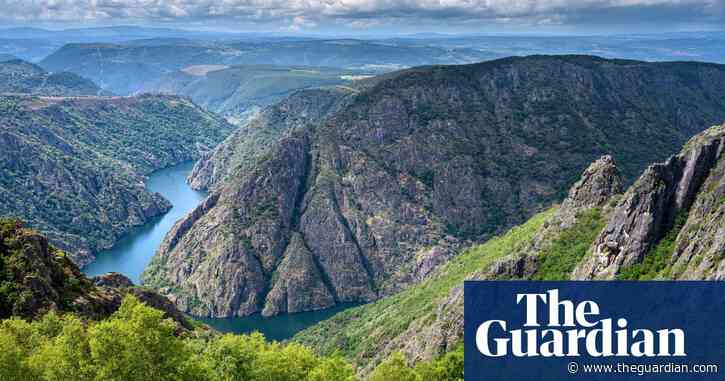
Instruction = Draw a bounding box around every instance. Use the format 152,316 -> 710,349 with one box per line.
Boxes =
0,0 -> 720,28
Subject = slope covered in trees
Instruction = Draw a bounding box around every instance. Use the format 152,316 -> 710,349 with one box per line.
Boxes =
0,94 -> 235,265
0,59 -> 101,96
0,218 -> 458,380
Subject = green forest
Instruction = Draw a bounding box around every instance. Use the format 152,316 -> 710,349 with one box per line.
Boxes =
0,295 -> 461,381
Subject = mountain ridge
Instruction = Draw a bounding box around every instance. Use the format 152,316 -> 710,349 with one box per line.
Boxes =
294,123 -> 725,373
0,59 -> 102,96
0,94 -> 235,265
144,55 -> 725,319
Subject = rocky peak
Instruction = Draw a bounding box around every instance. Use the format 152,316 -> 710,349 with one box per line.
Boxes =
555,155 -> 623,229
574,125 -> 725,279
483,155 -> 622,281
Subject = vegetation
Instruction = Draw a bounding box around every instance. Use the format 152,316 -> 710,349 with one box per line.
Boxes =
370,347 -> 463,381
145,65 -> 352,117
0,59 -> 100,96
0,294 -> 465,381
617,212 -> 688,280
532,208 -> 606,280
293,209 -> 555,368
0,219 -> 93,319
0,95 -> 233,263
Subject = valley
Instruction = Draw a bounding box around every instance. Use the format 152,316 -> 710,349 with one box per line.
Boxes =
82,160 -> 360,340
82,162 -> 206,284
1,18 -> 725,381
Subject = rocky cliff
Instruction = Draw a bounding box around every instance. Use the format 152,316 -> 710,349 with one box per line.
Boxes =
294,124 -> 725,373
188,87 -> 353,191
575,124 -> 725,280
0,94 -> 235,265
294,153 -> 624,373
0,59 -> 101,96
0,218 -> 191,330
145,55 -> 725,318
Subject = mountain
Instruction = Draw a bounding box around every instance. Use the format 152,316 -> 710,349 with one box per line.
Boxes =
574,124 -> 725,280
0,59 -> 101,96
293,124 -> 725,372
0,218 -> 190,329
0,94 -> 235,266
142,55 -> 725,320
140,65 -> 354,117
0,54 -> 17,62
188,86 -> 354,191
39,40 -> 493,94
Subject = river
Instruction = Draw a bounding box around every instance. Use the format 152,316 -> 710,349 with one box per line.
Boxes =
82,161 -> 353,341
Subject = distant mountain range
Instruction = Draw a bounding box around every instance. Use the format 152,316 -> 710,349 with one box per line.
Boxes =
140,65 -> 356,118
39,39 -> 492,94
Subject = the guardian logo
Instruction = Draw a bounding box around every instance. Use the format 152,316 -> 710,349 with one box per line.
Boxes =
475,289 -> 686,358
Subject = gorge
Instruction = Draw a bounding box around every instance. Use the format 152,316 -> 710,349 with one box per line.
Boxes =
82,161 -> 354,340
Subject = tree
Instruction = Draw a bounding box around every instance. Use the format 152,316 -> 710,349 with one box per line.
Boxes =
307,355 -> 357,381
87,295 -> 194,381
200,333 -> 265,381
369,352 -> 420,381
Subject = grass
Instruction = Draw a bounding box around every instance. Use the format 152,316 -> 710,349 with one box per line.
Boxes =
532,208 -> 605,280
293,208 -> 555,366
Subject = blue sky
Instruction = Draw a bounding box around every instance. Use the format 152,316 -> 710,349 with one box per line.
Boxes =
0,0 -> 723,35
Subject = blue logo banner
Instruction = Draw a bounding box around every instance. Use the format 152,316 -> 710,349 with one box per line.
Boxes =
464,281 -> 725,380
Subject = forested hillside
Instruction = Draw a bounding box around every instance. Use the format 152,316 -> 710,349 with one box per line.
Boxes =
0,95 -> 234,265
0,59 -> 101,96
0,218 -> 460,380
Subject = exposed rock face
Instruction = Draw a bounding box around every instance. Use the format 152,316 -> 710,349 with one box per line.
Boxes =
295,125 -> 724,374
188,87 -> 352,191
391,155 -> 624,367
146,56 -> 725,318
0,219 -> 191,330
294,154 -> 624,374
0,94 -> 234,265
555,155 -> 623,229
262,233 -> 336,316
574,125 -> 725,279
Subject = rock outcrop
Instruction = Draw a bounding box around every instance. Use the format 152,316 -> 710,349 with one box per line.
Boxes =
574,125 -> 725,279
387,155 -> 623,370
0,219 -> 191,330
0,94 -> 235,265
146,55 -> 725,318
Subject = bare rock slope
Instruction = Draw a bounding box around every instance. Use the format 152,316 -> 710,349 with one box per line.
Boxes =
144,56 -> 725,318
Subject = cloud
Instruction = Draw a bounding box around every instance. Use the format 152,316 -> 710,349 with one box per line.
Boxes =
0,0 -> 721,30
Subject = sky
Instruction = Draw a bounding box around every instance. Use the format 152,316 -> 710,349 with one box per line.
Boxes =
0,0 -> 723,35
